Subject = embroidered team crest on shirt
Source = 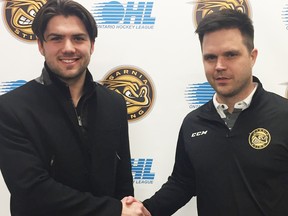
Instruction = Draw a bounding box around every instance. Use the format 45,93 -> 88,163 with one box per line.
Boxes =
248,128 -> 271,149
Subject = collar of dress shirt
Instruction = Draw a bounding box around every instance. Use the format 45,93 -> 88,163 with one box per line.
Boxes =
213,83 -> 258,118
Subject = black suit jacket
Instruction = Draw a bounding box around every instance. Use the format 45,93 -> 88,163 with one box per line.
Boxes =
0,67 -> 133,216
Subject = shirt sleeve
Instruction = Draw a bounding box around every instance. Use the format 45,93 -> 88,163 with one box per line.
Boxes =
143,126 -> 196,216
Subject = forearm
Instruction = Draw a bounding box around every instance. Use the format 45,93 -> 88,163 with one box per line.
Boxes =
143,175 -> 193,216
11,182 -> 122,216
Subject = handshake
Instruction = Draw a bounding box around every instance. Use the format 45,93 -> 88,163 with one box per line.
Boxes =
121,196 -> 151,216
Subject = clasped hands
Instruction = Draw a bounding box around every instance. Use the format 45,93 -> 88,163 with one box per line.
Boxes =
121,196 -> 151,216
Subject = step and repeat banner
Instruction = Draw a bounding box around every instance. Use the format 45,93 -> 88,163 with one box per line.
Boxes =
1,0 -> 288,215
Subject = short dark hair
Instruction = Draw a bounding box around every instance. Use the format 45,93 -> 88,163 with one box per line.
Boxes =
32,0 -> 98,43
195,9 -> 254,52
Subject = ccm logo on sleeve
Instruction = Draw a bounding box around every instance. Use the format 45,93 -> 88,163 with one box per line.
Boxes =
191,130 -> 208,137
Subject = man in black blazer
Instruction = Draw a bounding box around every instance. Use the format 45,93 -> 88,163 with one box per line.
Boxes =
0,0 -> 150,215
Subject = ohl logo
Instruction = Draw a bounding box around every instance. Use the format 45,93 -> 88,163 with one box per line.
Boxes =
3,0 -> 47,42
0,80 -> 27,95
185,82 -> 215,110
102,66 -> 155,121
282,4 -> 288,30
131,158 -> 155,184
91,1 -> 156,29
190,0 -> 252,27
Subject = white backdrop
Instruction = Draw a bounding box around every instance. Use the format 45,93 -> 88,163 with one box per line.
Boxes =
1,0 -> 288,215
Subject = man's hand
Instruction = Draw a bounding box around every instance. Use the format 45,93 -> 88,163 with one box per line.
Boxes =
121,196 -> 151,216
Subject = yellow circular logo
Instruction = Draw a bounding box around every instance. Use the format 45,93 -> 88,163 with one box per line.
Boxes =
3,0 -> 47,42
102,66 -> 155,121
248,128 -> 271,150
192,0 -> 252,28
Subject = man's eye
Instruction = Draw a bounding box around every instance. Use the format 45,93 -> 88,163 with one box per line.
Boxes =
74,37 -> 85,41
51,37 -> 62,41
226,52 -> 238,58
204,55 -> 216,61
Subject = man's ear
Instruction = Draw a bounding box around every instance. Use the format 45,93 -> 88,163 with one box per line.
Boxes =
250,48 -> 258,66
37,39 -> 45,56
90,41 -> 95,55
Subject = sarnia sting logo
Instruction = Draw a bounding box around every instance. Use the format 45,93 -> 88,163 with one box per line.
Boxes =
4,0 -> 47,42
192,0 -> 251,27
102,66 -> 155,121
248,128 -> 271,150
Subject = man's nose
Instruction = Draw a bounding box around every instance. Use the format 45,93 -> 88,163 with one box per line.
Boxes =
215,57 -> 226,71
62,39 -> 76,53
